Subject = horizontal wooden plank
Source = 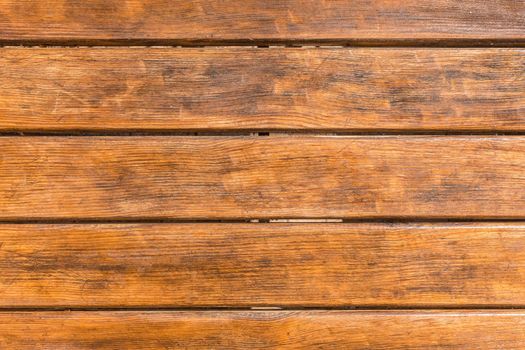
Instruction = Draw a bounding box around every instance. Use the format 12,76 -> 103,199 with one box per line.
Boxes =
2,311 -> 525,349
0,0 -> 524,43
1,48 -> 524,132
1,136 -> 525,219
1,223 -> 525,307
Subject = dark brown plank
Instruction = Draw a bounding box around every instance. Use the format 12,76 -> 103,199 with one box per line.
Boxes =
1,136 -> 525,219
1,223 -> 525,307
1,48 -> 524,132
0,0 -> 524,44
2,311 -> 525,349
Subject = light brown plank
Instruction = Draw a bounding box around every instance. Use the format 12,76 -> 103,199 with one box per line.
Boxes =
1,223 -> 525,307
2,311 -> 525,349
0,48 -> 524,132
0,0 -> 524,43
1,136 -> 525,219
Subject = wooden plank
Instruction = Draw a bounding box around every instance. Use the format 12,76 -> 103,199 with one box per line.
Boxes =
1,223 -> 525,307
1,48 -> 524,132
1,311 -> 525,349
1,136 -> 525,219
0,0 -> 524,44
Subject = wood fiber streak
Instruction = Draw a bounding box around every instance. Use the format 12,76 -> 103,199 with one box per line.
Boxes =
0,0 -> 524,43
1,48 -> 524,132
2,311 -> 525,349
1,137 -> 525,219
1,223 -> 525,307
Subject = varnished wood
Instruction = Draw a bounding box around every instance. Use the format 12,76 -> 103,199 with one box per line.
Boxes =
1,136 -> 525,219
1,223 -> 525,307
2,311 -> 525,349
0,1 -> 524,44
1,48 -> 524,132
3,0 -> 525,343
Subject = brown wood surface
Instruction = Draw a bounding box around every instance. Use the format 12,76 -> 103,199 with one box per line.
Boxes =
3,0 -> 524,344
1,223 -> 525,307
1,136 -> 525,219
2,311 -> 525,349
1,48 -> 524,132
0,0 -> 524,44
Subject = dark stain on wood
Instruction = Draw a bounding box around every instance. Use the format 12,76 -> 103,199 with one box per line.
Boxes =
0,0 -> 524,43
0,48 -> 523,132
1,137 -> 525,219
0,223 -> 525,307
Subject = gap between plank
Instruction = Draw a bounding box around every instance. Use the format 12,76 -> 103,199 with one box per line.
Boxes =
3,131 -> 525,137
1,306 -> 525,312
3,218 -> 525,224
1,38 -> 525,47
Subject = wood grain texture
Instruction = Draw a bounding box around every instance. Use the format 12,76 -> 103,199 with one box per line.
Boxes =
2,311 -> 525,349
0,0 -> 524,43
1,48 -> 524,132
1,223 -> 525,307
1,136 -> 525,219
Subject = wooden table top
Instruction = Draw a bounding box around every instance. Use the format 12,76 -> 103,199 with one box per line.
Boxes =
0,1 -> 524,348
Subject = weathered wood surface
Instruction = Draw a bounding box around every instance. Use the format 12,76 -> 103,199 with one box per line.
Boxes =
1,136 -> 525,219
2,311 -> 525,349
1,48 -> 524,132
2,0 -> 524,346
0,0 -> 524,44
1,223 -> 525,307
